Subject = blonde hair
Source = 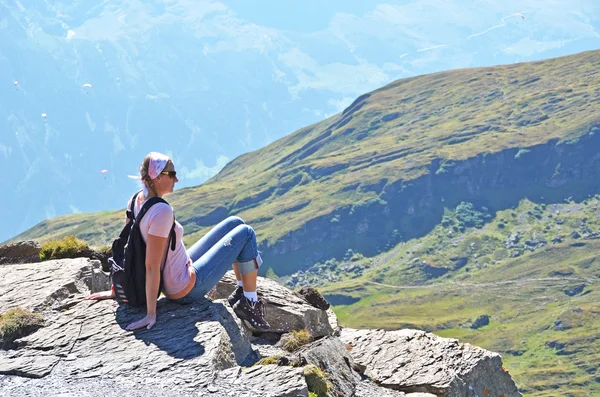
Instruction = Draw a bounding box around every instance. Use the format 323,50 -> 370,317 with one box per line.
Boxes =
140,154 -> 173,197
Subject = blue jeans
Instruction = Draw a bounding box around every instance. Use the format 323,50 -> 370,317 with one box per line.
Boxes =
172,216 -> 262,304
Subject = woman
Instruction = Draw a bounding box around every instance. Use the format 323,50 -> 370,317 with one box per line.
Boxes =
86,152 -> 269,331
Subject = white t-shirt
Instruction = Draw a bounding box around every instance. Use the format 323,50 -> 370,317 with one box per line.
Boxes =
128,194 -> 191,296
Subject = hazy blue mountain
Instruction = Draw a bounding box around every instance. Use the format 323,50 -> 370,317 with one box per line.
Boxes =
1,0 -> 599,242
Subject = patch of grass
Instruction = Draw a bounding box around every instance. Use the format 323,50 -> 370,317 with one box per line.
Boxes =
0,307 -> 44,348
282,329 -> 313,352
40,235 -> 90,261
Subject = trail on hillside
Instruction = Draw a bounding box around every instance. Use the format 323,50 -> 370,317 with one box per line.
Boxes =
364,276 -> 596,291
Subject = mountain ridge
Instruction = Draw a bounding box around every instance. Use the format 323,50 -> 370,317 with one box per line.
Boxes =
9,49 -> 600,277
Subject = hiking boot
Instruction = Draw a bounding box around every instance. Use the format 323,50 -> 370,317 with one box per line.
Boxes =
227,286 -> 244,307
233,296 -> 270,330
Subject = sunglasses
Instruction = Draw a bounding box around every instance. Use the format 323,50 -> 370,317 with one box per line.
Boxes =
160,171 -> 177,178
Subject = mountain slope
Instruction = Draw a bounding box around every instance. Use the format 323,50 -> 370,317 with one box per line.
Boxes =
317,196 -> 600,396
11,50 -> 600,277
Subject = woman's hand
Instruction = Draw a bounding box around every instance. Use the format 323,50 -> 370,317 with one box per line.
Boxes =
85,290 -> 116,300
126,313 -> 157,331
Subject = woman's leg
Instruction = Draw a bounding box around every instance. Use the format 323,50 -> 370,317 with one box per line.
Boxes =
187,216 -> 245,262
185,223 -> 263,301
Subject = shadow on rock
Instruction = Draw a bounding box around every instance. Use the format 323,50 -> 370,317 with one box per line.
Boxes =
114,297 -> 254,366
114,298 -> 208,360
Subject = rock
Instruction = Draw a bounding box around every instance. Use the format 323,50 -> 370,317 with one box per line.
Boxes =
545,340 -> 566,350
200,365 -> 307,397
0,258 -> 254,391
505,233 -> 520,248
91,260 -> 112,293
471,314 -> 490,329
0,258 -> 91,314
564,284 -> 585,296
0,241 -> 41,265
0,255 -> 524,397
209,271 -> 333,337
553,319 -> 570,331
295,286 -> 330,310
297,336 -> 360,397
449,257 -> 468,269
340,328 -> 521,397
326,308 -> 341,336
356,381 -> 437,396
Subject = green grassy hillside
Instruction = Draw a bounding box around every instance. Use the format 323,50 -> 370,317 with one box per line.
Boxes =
319,196 -> 600,396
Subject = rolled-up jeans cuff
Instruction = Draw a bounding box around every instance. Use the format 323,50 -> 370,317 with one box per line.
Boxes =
238,254 -> 263,275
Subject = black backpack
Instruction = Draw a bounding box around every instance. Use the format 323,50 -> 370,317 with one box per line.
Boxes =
109,191 -> 176,307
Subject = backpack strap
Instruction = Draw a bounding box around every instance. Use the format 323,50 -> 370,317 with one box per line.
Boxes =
126,190 -> 142,221
168,222 -> 176,251
135,196 -> 166,223
135,196 -> 177,252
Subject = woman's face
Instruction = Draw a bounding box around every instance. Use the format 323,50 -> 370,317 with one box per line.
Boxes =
156,161 -> 178,194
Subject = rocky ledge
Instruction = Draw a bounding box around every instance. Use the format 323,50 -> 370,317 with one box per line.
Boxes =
0,256 -> 522,397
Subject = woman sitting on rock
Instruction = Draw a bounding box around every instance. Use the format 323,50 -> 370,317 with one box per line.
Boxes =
86,151 -> 269,331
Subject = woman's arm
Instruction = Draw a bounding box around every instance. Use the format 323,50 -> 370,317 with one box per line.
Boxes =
125,233 -> 168,330
85,288 -> 116,300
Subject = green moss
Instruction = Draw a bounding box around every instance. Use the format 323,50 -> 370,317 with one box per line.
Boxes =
303,364 -> 331,397
40,235 -> 90,261
0,307 -> 44,347
255,355 -> 281,366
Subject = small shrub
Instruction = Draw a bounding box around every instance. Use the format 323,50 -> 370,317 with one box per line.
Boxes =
40,235 -> 91,261
0,307 -> 44,348
441,214 -> 454,227
282,329 -> 312,352
40,235 -> 90,261
343,249 -> 354,261
455,202 -> 491,229
497,222 -> 506,229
